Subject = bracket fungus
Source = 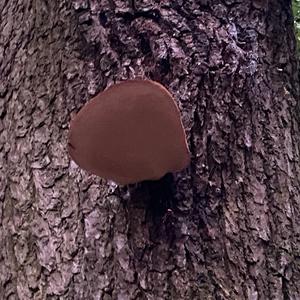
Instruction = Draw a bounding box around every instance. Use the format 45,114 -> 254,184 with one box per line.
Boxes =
68,79 -> 190,185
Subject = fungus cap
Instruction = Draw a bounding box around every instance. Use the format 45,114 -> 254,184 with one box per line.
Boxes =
68,79 -> 190,185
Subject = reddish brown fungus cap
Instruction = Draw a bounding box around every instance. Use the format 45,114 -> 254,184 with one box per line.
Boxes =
68,79 -> 190,185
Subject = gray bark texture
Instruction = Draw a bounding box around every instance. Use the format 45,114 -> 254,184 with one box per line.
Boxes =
1,0 -> 300,299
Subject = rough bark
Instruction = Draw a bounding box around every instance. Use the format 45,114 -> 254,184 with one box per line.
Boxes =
1,0 -> 300,299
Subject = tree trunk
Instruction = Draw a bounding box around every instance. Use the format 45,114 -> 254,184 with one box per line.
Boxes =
1,0 -> 300,299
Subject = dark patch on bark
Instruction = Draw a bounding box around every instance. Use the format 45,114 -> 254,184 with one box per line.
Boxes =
116,9 -> 161,23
